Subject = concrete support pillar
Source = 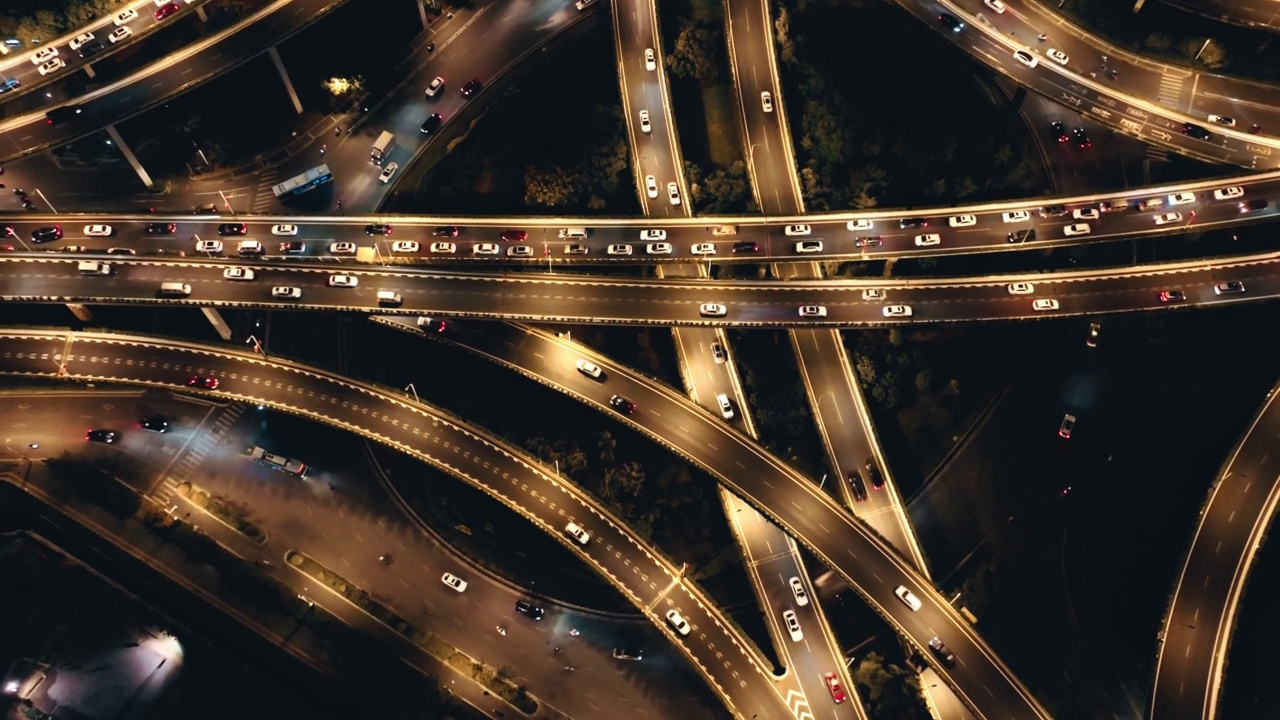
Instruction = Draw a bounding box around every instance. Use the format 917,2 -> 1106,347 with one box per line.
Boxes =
105,124 -> 154,188
266,47 -> 303,114
83,63 -> 95,79
200,307 -> 232,341
65,303 -> 92,322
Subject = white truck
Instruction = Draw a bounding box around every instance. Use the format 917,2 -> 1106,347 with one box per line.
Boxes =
370,131 -> 394,164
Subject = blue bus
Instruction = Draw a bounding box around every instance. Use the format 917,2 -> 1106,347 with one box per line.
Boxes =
272,164 -> 333,199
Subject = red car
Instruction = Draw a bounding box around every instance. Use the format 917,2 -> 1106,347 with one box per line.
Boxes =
188,375 -> 219,389
155,2 -> 180,20
824,672 -> 846,704
500,230 -> 527,242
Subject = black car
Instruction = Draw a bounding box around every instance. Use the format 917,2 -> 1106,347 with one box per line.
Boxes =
1072,127 -> 1091,149
145,223 -> 177,235
613,647 -> 643,661
1038,205 -> 1068,217
848,471 -> 868,502
936,13 -> 964,31
854,236 -> 883,248
928,637 -> 956,667
732,241 -> 759,254
461,78 -> 482,97
217,223 -> 248,236
420,113 -> 443,135
86,429 -> 118,444
1239,198 -> 1269,213
1159,289 -> 1185,303
1006,228 -> 1036,243
1050,121 -> 1068,143
1182,123 -> 1212,141
515,600 -> 544,620
364,224 -> 393,236
898,217 -> 927,229
139,415 -> 170,433
77,39 -> 106,58
433,226 -> 459,237
277,241 -> 305,254
609,394 -> 637,415
31,225 -> 63,243
865,458 -> 884,489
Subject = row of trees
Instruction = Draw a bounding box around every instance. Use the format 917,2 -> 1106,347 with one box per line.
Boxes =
523,104 -> 631,210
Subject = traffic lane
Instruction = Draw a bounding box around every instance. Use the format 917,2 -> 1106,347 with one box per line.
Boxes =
0,389 -> 169,464
4,332 -> 787,718
1150,387 -> 1280,719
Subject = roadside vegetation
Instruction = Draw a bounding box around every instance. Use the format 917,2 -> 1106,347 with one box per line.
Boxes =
771,0 -> 1045,211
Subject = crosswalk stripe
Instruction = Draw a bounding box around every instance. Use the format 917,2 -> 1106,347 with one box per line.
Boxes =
1157,74 -> 1183,108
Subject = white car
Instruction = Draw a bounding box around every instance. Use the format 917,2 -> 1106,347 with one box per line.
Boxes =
645,175 -> 658,198
862,288 -> 886,301
31,47 -> 58,65
391,240 -> 420,253
948,214 -> 976,228
846,218 -> 873,231
644,48 -> 656,71
441,573 -> 467,592
789,577 -> 809,606
69,33 -> 95,51
576,359 -> 603,379
195,239 -> 223,254
716,393 -> 734,419
795,240 -> 823,253
783,610 -> 803,642
328,274 -> 358,288
639,110 -> 651,134
507,245 -> 533,257
1032,298 -> 1060,311
1001,210 -> 1031,223
798,305 -> 827,317
984,0 -> 1006,13
430,242 -> 457,254
692,243 -> 716,255
379,162 -> 399,183
699,303 -> 727,317
329,241 -> 356,255
666,609 -> 691,636
646,242 -> 672,254
114,8 -> 139,25
272,286 -> 302,299
761,91 -> 774,113
37,58 -> 65,76
565,522 -> 591,545
607,243 -> 633,256
271,224 -> 299,236
1063,223 -> 1091,237
1213,186 -> 1244,200
914,234 -> 941,247
894,585 -> 923,611
1072,208 -> 1099,221
473,242 -> 500,255
108,27 -> 133,44
224,267 -> 255,281
783,224 -> 811,237
1013,49 -> 1037,68
83,225 -> 113,237
667,182 -> 681,206
1007,282 -> 1035,295
883,305 -> 912,318
1153,212 -> 1182,226
1045,49 -> 1069,65
1168,192 -> 1196,206
640,229 -> 667,241
425,76 -> 445,97
1207,114 -> 1236,127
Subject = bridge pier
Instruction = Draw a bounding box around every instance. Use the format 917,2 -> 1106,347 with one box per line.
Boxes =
65,303 -> 92,322
106,125 -> 154,189
200,307 -> 232,341
267,47 -> 303,114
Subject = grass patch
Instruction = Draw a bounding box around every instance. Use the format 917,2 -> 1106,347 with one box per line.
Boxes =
701,84 -> 742,168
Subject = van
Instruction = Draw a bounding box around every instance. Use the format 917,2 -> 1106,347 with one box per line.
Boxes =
1136,197 -> 1164,211
376,291 -> 402,307
78,261 -> 111,275
158,282 -> 191,297
558,227 -> 590,240
711,225 -> 738,236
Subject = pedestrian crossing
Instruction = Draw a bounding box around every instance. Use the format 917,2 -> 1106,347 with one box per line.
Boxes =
1156,73 -> 1183,109
153,403 -> 246,506
249,170 -> 279,214
1145,144 -> 1169,162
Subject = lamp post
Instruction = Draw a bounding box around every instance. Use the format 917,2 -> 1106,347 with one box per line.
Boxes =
246,335 -> 267,359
